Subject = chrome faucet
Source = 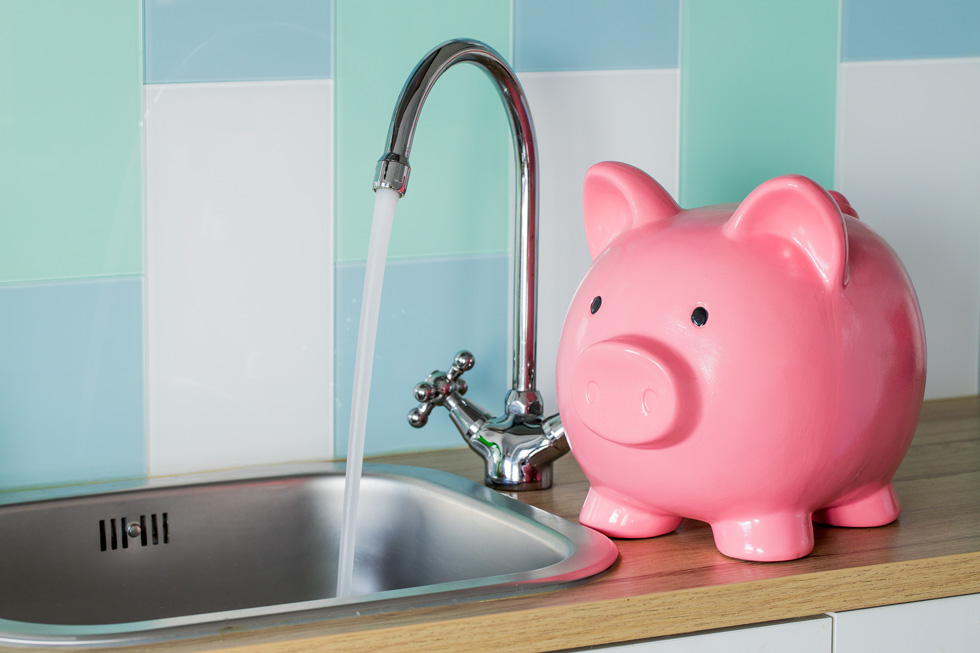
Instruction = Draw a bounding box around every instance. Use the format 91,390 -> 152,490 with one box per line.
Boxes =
374,39 -> 568,491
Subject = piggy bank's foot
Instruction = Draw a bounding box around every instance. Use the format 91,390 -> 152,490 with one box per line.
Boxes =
711,512 -> 815,561
813,483 -> 900,527
580,486 -> 683,538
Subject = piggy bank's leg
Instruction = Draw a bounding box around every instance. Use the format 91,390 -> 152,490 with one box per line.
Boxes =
580,485 -> 683,538
711,512 -> 815,561
813,483 -> 900,528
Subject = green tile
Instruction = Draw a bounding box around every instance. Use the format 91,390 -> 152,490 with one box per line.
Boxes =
679,0 -> 838,208
335,0 -> 512,262
0,0 -> 143,283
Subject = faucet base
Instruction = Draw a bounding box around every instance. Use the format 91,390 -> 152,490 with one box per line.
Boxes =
408,352 -> 569,492
485,467 -> 553,492
467,412 -> 569,492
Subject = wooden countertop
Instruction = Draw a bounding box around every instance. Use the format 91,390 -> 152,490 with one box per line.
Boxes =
142,397 -> 980,651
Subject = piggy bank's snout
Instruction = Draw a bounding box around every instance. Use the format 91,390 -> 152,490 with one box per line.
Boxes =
571,340 -> 682,447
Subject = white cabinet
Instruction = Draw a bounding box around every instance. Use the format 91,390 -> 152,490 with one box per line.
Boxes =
577,593 -> 980,652
831,593 -> 980,653
593,616 -> 832,652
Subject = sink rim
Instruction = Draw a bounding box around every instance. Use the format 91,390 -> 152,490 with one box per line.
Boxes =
0,462 -> 618,648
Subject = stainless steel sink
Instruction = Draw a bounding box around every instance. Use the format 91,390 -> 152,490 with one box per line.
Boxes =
0,463 -> 617,647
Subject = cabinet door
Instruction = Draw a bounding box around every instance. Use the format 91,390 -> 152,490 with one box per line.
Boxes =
832,593 -> 980,653
593,616 -> 832,652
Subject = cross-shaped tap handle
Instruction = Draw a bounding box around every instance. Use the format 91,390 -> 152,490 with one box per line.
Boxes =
407,351 -> 475,428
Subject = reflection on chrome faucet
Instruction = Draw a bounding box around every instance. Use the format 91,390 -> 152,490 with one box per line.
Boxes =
374,39 -> 568,490
408,350 -> 567,491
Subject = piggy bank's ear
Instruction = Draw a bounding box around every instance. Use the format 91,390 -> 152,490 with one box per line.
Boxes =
583,162 -> 681,260
828,190 -> 859,219
725,175 -> 850,289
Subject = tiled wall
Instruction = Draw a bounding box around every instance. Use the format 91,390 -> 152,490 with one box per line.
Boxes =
2,0 -> 978,490
1,1 -> 146,488
143,1 -> 334,476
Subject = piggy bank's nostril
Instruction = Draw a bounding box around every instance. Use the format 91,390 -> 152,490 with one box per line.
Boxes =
586,381 -> 601,405
642,389 -> 658,415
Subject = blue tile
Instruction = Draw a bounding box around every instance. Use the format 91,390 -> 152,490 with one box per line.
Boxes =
515,0 -> 680,71
335,256 -> 510,458
842,0 -> 980,61
144,0 -> 333,83
0,278 -> 145,489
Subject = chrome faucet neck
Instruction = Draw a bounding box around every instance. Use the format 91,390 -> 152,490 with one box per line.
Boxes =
377,39 -> 567,490
375,38 -> 540,408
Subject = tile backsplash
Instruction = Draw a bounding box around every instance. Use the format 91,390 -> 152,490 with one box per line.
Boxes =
1,0 -> 978,489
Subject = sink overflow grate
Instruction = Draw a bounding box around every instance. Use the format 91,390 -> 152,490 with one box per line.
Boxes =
99,513 -> 169,551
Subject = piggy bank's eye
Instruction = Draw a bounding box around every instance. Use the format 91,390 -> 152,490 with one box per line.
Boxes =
691,306 -> 708,327
590,296 -> 602,314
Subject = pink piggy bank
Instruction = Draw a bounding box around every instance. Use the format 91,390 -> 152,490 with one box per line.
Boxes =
555,162 -> 926,561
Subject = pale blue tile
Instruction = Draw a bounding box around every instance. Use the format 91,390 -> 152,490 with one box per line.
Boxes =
335,256 -> 509,457
842,0 -> 980,61
515,0 -> 680,71
144,0 -> 333,83
0,278 -> 145,490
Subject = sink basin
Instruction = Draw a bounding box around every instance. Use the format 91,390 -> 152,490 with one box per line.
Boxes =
0,463 -> 617,647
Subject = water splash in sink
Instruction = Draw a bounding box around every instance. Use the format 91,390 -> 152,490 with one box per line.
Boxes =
337,187 -> 401,598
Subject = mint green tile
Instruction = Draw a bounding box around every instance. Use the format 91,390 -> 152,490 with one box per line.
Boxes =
679,0 -> 838,208
335,0 -> 512,263
0,0 -> 143,283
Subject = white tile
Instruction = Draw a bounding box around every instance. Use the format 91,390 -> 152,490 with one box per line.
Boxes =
836,59 -> 980,399
520,70 -> 680,410
145,80 -> 334,475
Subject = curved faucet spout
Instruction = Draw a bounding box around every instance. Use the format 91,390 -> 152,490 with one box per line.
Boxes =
376,40 -> 568,490
374,38 -> 540,410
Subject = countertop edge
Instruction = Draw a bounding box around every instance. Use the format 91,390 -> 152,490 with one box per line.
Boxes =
211,551 -> 980,653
